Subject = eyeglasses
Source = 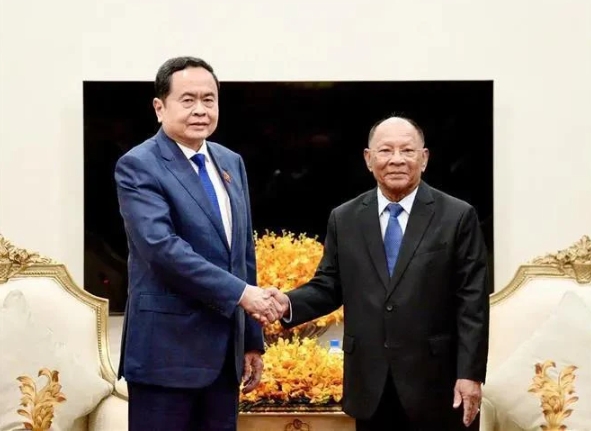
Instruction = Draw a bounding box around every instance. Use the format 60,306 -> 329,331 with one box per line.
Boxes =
369,148 -> 420,161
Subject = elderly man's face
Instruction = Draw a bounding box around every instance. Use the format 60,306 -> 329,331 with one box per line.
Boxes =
363,118 -> 429,201
153,66 -> 219,149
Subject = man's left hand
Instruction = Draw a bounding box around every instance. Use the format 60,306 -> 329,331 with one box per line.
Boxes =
453,378 -> 482,427
241,351 -> 264,394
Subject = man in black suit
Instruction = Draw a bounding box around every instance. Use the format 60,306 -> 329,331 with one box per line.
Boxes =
271,116 -> 490,430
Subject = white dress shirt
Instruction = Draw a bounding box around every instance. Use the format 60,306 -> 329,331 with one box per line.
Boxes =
177,142 -> 233,247
284,186 -> 419,323
377,185 -> 418,238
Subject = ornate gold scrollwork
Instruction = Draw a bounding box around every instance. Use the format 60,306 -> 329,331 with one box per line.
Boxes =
0,234 -> 119,390
531,235 -> 591,284
0,234 -> 53,283
285,418 -> 310,431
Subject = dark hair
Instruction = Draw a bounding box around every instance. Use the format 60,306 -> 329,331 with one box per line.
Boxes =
154,56 -> 220,100
367,115 -> 425,146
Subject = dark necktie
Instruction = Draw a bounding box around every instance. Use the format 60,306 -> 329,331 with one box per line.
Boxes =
190,153 -> 222,222
384,202 -> 404,275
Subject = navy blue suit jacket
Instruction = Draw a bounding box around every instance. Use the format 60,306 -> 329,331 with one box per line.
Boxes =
115,128 -> 264,389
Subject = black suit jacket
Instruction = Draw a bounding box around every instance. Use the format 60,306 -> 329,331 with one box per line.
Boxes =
284,182 -> 489,425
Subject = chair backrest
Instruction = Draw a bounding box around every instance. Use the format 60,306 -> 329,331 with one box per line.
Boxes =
0,234 -> 117,384
487,235 -> 591,370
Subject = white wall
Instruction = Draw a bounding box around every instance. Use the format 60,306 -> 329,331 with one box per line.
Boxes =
1,0 -> 590,289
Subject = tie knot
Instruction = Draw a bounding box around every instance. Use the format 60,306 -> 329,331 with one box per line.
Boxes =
387,202 -> 403,218
191,153 -> 206,169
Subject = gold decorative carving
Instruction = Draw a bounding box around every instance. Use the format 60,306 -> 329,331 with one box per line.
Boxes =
0,235 -> 120,397
490,236 -> 591,306
531,235 -> 591,284
528,360 -> 578,431
285,418 -> 310,431
0,234 -> 53,283
238,411 -> 354,429
17,368 -> 66,431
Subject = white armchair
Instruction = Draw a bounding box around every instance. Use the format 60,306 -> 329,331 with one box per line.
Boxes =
4,232 -> 589,431
481,236 -> 591,431
0,235 -> 127,431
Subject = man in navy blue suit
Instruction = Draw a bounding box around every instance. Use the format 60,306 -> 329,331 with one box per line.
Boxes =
115,56 -> 282,431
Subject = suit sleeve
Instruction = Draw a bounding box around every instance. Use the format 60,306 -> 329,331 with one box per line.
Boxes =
282,210 -> 343,328
454,206 -> 490,383
114,153 -> 245,319
239,156 -> 265,353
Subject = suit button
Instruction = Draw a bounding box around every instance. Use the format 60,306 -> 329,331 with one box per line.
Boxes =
386,305 -> 393,312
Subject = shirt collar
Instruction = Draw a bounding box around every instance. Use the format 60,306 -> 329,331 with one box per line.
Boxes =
176,141 -> 210,162
377,185 -> 419,216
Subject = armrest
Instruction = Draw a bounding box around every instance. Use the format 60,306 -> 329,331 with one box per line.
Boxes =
115,377 -> 129,400
88,393 -> 128,431
479,396 -> 496,431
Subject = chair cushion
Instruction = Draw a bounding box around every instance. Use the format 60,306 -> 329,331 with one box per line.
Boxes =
0,290 -> 112,431
483,291 -> 591,430
88,394 -> 129,431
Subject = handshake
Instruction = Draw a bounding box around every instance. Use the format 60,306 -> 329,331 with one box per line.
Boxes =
239,285 -> 290,325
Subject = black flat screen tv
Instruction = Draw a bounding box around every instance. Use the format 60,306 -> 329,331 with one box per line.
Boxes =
83,80 -> 493,312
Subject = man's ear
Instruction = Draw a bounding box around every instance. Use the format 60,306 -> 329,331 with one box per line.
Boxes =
153,97 -> 164,123
421,148 -> 430,172
363,148 -> 372,171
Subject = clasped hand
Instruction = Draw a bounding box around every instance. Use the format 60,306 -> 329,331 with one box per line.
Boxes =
239,285 -> 289,324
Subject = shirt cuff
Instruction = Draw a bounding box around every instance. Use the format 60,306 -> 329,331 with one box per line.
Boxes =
239,284 -> 248,304
282,298 -> 293,323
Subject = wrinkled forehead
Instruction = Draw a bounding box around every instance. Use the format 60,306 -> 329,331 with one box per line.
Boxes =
370,121 -> 422,149
170,67 -> 218,95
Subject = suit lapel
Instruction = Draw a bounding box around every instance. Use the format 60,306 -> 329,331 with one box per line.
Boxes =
387,182 -> 435,297
207,143 -> 241,253
359,190 -> 390,290
156,129 -> 230,251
